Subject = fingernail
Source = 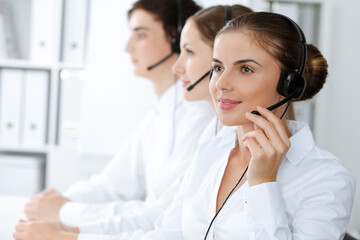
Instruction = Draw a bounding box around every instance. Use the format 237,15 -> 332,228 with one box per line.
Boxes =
246,112 -> 251,117
257,106 -> 264,111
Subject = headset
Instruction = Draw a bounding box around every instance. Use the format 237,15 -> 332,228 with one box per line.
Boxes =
187,5 -> 232,91
203,13 -> 307,240
147,0 -> 183,71
250,14 -> 306,117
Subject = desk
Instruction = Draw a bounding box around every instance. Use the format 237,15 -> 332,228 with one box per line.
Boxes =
0,195 -> 28,240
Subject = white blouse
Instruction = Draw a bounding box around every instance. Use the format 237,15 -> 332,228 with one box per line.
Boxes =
78,121 -> 355,240
59,80 -> 214,226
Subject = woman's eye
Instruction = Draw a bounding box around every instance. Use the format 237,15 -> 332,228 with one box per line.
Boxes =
241,66 -> 253,73
212,65 -> 224,72
185,49 -> 193,56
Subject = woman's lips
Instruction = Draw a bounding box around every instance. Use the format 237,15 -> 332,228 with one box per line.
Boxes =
182,80 -> 191,88
130,57 -> 137,64
218,98 -> 242,110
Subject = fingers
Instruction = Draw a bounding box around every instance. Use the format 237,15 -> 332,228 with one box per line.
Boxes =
16,222 -> 26,232
243,138 -> 263,158
245,107 -> 290,153
242,129 -> 275,156
255,106 -> 291,147
13,231 -> 25,240
24,202 -> 38,220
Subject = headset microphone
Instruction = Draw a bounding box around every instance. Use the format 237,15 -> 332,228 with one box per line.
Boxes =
250,88 -> 300,116
147,52 -> 176,71
187,70 -> 211,91
147,0 -> 183,71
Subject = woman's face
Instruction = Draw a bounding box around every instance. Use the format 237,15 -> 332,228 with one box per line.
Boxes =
172,19 -> 213,102
209,32 -> 282,126
125,9 -> 172,77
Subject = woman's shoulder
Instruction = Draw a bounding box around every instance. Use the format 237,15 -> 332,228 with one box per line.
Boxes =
280,120 -> 355,195
304,145 -> 355,185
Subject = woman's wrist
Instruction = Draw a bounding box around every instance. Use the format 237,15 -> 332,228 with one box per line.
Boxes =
61,231 -> 79,240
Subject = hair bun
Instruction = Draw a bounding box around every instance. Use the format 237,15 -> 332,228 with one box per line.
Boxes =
297,44 -> 328,101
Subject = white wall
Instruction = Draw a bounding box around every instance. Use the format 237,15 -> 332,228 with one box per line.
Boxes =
78,0 -> 154,156
313,0 -> 360,233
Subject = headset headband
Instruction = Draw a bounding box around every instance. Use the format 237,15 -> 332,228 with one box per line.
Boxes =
278,14 -> 307,75
176,0 -> 183,38
225,5 -> 232,24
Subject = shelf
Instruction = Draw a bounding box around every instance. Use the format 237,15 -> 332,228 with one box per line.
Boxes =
0,59 -> 52,70
0,145 -> 49,154
57,62 -> 87,70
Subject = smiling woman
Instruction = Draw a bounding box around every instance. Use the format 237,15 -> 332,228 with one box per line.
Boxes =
203,11 -> 355,239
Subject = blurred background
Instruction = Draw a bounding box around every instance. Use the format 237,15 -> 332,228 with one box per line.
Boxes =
0,0 -> 359,238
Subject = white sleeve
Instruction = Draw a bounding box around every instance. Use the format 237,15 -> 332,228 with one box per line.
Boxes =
77,230 -> 151,240
244,166 -> 356,239
77,171 -> 191,240
62,133 -> 146,203
59,113 -> 151,226
77,195 -> 185,240
77,176 -> 183,234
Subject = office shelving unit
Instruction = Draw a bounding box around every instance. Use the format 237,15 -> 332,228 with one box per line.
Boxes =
0,0 -> 90,195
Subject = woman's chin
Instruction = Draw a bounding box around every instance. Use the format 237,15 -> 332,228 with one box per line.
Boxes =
218,116 -> 246,127
184,92 -> 200,102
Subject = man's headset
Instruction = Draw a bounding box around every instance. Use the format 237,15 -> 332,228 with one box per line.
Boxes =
203,13 -> 307,240
187,5 -> 232,91
147,0 -> 183,71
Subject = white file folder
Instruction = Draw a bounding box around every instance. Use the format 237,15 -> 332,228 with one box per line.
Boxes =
0,69 -> 23,145
29,0 -> 55,62
62,0 -> 88,64
22,70 -> 49,146
58,69 -> 84,149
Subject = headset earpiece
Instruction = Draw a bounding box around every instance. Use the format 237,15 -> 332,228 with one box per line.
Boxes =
147,0 -> 182,70
171,36 -> 180,54
274,14 -> 307,101
277,69 -> 306,99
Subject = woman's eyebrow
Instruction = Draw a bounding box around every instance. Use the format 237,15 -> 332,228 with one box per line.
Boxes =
212,58 -> 222,64
233,59 -> 262,66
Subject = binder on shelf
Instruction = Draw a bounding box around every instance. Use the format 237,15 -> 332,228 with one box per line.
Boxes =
22,70 -> 49,146
0,14 -> 6,59
61,0 -> 88,64
0,68 -> 23,145
29,0 -> 55,63
58,69 -> 84,149
0,2 -> 19,59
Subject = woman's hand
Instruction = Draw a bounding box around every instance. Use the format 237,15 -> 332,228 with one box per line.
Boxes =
13,220 -> 77,240
242,106 -> 291,186
25,188 -> 69,222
